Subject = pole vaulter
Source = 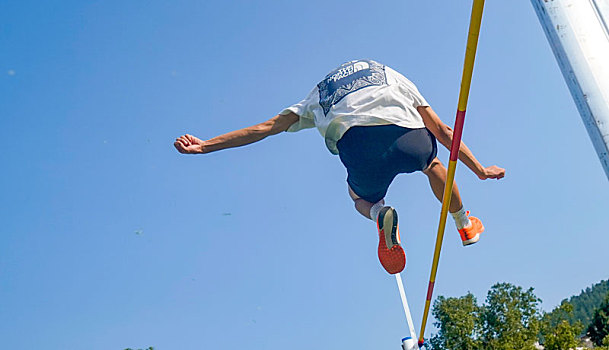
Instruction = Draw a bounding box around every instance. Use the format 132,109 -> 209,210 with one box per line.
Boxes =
418,0 -> 487,347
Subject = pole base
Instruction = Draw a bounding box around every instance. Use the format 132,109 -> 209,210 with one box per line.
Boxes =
401,337 -> 419,350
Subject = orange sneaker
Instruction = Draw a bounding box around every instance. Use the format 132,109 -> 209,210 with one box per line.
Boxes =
458,213 -> 485,246
376,206 -> 405,274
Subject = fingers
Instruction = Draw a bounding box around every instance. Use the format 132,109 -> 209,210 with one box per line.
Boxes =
488,167 -> 506,180
178,135 -> 192,146
174,134 -> 193,153
174,134 -> 204,154
185,134 -> 197,143
493,166 -> 506,180
480,166 -> 506,180
174,140 -> 188,153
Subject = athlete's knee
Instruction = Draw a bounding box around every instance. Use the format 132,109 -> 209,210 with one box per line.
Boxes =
353,198 -> 366,209
348,185 -> 361,201
423,157 -> 443,174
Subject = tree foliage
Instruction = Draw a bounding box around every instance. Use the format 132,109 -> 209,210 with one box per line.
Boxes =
430,283 -> 541,350
479,283 -> 541,350
546,280 -> 609,329
430,293 -> 482,350
588,293 -> 609,346
541,302 -> 583,350
603,334 -> 609,349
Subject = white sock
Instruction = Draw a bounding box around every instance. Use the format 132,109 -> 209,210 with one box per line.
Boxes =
450,207 -> 471,230
369,201 -> 385,222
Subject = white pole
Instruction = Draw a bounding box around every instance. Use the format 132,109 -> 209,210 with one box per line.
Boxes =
395,273 -> 420,350
532,0 -> 609,179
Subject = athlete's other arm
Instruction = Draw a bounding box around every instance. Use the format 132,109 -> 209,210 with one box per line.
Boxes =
174,112 -> 300,154
417,106 -> 505,180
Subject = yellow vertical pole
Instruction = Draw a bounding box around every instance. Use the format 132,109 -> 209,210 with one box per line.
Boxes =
418,0 -> 486,347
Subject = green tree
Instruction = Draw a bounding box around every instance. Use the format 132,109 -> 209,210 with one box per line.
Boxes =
543,321 -> 582,350
602,334 -> 609,349
541,302 -> 584,350
588,293 -> 609,346
479,283 -> 541,350
545,280 -> 609,329
429,293 -> 482,350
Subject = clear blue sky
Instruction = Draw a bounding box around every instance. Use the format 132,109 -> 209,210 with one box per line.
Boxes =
1,1 -> 607,349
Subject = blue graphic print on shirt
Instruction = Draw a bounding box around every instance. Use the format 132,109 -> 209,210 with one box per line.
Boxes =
317,59 -> 387,116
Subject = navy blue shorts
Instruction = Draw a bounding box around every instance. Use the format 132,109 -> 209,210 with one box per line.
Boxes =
336,125 -> 438,203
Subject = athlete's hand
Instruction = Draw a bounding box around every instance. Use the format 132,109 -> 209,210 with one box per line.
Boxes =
174,134 -> 205,154
478,165 -> 506,180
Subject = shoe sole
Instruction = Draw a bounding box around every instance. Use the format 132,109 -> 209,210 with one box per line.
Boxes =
462,234 -> 480,246
377,207 -> 405,274
378,207 -> 399,249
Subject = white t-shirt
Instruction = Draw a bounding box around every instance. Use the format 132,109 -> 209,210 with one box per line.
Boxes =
280,59 -> 430,154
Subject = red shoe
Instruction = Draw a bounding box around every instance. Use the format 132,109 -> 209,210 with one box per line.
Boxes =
459,213 -> 485,246
376,207 -> 405,274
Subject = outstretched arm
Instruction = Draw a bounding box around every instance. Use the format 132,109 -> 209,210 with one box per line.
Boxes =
417,106 -> 505,180
174,112 -> 300,154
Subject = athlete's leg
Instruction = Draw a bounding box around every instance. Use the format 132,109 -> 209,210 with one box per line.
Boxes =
422,158 -> 463,213
423,157 -> 484,245
349,185 -> 404,274
348,186 -> 384,220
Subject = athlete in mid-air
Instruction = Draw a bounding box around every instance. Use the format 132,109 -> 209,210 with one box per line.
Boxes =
174,59 -> 505,275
